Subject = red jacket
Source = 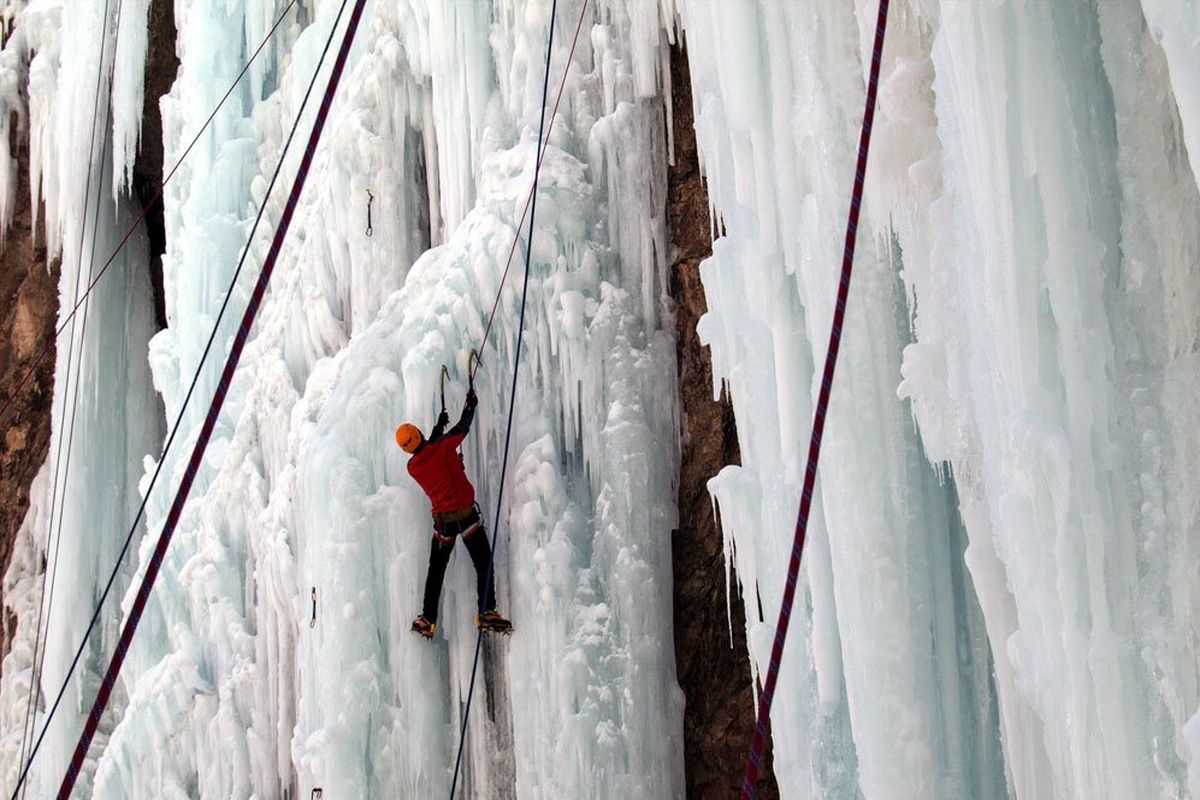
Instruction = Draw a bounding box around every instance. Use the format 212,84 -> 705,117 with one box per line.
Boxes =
406,399 -> 477,514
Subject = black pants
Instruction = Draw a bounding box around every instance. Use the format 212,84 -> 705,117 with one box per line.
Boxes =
421,508 -> 497,622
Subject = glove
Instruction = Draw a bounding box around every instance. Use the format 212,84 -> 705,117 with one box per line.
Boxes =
465,387 -> 478,408
436,409 -> 450,428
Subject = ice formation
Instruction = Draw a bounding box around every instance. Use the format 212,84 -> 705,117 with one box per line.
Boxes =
686,1 -> 1200,798
0,0 -> 1197,798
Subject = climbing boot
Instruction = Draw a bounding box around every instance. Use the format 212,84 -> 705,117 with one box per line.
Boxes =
411,615 -> 437,639
475,610 -> 513,635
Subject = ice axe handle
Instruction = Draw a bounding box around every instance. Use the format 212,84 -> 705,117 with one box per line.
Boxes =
439,365 -> 449,414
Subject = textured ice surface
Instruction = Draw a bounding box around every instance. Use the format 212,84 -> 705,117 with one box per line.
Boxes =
0,1 -> 161,795
2,0 -> 1199,798
683,0 -> 1200,798
3,1 -> 683,797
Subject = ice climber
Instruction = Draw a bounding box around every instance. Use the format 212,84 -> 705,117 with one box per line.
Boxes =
396,384 -> 512,638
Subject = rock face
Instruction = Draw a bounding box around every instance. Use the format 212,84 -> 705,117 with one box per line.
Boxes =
667,43 -> 779,799
0,125 -> 58,655
132,0 -> 178,330
0,0 -> 176,661
1,9 -> 780,791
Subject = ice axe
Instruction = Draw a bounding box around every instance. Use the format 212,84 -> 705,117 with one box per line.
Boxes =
438,365 -> 449,417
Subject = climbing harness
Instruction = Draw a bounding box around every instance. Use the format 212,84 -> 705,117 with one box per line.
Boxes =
738,1 -> 891,797
310,587 -> 317,628
41,2 -> 368,797
365,188 -> 374,237
0,0 -> 302,432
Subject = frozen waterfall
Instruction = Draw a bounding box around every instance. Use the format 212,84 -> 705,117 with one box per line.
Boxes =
0,1 -> 1197,798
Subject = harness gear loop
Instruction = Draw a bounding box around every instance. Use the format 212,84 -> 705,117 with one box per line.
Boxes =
365,188 -> 374,237
432,522 -> 454,549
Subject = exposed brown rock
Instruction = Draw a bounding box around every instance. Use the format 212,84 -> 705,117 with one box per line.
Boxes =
0,0 -> 177,662
132,0 -> 179,331
0,113 -> 59,659
668,41 -> 779,799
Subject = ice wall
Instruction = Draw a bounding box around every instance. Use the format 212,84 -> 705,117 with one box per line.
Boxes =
679,0 -> 1200,798
0,0 -> 162,796
3,0 -> 1198,797
4,0 -> 686,797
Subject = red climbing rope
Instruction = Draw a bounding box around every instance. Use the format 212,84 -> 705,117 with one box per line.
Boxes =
54,1 -> 367,794
740,1 -> 890,796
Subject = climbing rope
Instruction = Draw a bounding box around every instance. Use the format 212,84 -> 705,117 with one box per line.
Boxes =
444,1 -> 589,795
739,1 -> 891,797
53,1 -> 366,792
447,1 -> 575,796
0,0 -> 302,432
448,3 -> 589,793
8,3 -> 361,797
470,0 -> 590,384
14,1 -> 115,793
52,1 -> 366,793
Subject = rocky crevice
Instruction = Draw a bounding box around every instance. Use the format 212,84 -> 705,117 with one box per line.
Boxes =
667,42 -> 779,799
0,118 -> 59,657
131,0 -> 179,331
0,0 -> 178,660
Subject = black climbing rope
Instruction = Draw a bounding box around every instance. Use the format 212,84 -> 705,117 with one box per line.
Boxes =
0,0 -> 303,431
11,3 -> 351,795
448,2 -> 561,797
56,1 -> 364,792
15,2 -> 116,794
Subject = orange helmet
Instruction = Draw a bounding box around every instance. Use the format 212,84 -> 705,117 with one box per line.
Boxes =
395,423 -> 423,453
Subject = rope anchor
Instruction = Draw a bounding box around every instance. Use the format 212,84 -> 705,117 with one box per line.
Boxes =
365,188 -> 374,237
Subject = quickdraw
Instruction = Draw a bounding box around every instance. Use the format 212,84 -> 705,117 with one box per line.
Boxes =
365,188 -> 374,237
309,587 -> 317,629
